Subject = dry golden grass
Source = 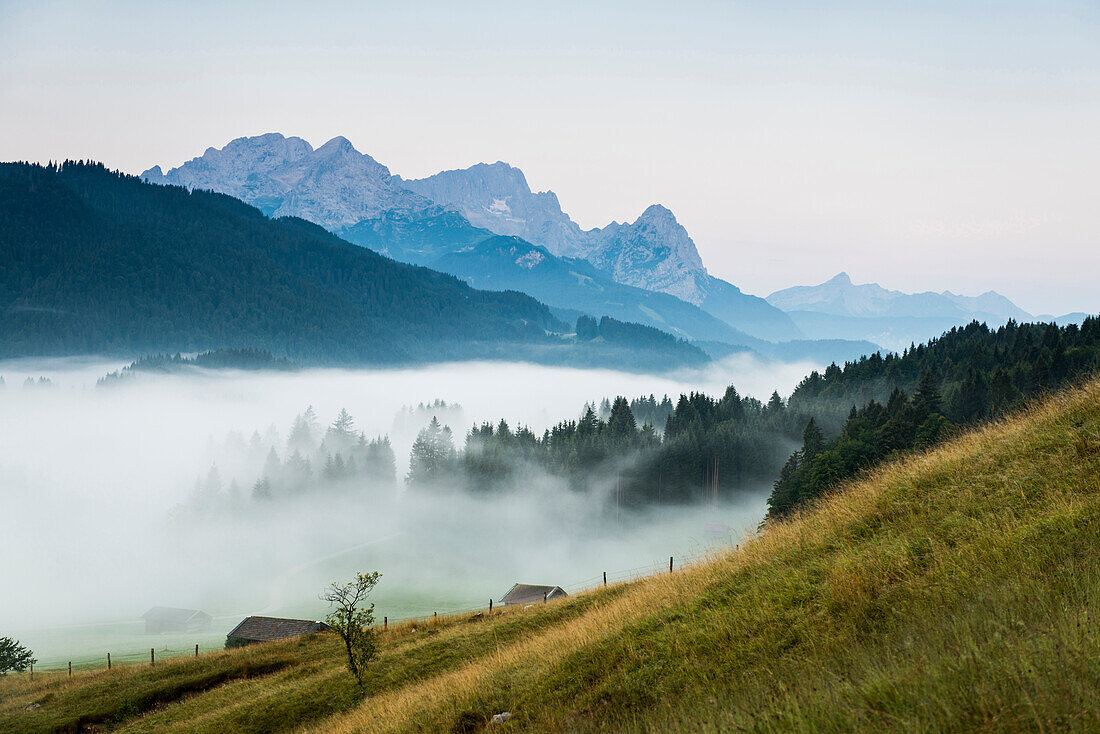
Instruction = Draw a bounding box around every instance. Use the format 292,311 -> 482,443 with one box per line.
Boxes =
314,378 -> 1100,733
305,559 -> 723,733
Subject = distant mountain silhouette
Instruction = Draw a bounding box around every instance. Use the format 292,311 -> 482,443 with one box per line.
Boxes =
767,273 -> 1037,351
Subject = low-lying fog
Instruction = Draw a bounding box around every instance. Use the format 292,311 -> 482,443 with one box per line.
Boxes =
0,355 -> 816,664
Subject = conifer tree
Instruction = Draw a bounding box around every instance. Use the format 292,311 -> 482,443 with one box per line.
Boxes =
407,417 -> 456,487
800,418 -> 825,461
913,370 -> 942,419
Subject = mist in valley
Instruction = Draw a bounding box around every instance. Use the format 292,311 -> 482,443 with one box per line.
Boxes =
0,355 -> 816,664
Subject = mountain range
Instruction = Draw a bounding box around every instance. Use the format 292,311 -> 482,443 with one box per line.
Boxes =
767,272 -> 1031,321
142,134 -> 805,346
765,273 -> 1090,351
400,164 -> 708,302
139,133 -> 1082,363
0,161 -> 708,371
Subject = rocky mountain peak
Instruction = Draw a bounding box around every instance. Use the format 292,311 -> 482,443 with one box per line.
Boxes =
403,163 -> 711,303
635,203 -> 676,223
318,135 -> 354,152
141,133 -> 431,229
587,205 -> 708,304
401,162 -> 588,258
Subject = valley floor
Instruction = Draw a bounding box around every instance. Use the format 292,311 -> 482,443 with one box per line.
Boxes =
4,377 -> 1100,732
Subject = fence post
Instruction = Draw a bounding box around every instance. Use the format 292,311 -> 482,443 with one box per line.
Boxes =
543,590 -> 548,603
68,661 -> 71,678
151,648 -> 155,666
603,571 -> 607,587
107,653 -> 111,670
383,616 -> 387,630
195,644 -> 199,657
433,611 -> 437,622
670,556 -> 673,574
489,598 -> 493,613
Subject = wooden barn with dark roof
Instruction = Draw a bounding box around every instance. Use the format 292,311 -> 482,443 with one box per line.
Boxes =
498,583 -> 568,606
225,616 -> 331,648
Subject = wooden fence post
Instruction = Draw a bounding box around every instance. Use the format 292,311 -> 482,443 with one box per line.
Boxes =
489,598 -> 493,613
603,571 -> 607,587
151,648 -> 155,666
669,556 -> 673,573
195,644 -> 199,657
68,661 -> 71,678
107,653 -> 111,670
543,590 -> 548,603
383,616 -> 387,630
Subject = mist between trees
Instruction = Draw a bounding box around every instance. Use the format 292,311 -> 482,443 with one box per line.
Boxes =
165,318 -> 1100,531
177,388 -> 809,520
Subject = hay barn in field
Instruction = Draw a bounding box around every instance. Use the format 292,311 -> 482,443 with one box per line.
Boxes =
225,616 -> 331,648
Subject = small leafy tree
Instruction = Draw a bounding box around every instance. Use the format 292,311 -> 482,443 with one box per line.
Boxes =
0,637 -> 35,675
322,572 -> 381,698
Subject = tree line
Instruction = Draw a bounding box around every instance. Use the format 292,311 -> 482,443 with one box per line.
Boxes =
406,389 -> 810,509
175,318 -> 1098,520
180,406 -> 397,514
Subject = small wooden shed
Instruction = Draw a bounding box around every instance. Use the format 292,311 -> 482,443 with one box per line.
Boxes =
498,583 -> 568,606
141,607 -> 213,634
225,616 -> 331,648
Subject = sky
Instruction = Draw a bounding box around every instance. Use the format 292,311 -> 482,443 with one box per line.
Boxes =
1,0 -> 1097,315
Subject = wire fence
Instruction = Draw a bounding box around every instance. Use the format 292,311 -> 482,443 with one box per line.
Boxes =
373,547 -> 723,628
22,545 -> 732,678
29,644 -> 206,674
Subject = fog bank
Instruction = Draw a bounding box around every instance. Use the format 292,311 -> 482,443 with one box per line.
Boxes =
0,355 -> 814,661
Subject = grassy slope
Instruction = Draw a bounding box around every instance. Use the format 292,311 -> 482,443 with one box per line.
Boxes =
4,378 -> 1099,732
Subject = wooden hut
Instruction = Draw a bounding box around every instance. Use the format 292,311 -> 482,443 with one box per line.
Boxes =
225,616 -> 331,648
498,583 -> 568,606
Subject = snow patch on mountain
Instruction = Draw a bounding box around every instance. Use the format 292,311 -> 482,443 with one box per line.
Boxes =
516,250 -> 545,269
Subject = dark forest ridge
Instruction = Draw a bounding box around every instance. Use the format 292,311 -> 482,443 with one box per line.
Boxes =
0,162 -> 706,371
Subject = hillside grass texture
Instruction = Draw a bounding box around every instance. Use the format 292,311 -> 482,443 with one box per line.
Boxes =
3,377 -> 1099,732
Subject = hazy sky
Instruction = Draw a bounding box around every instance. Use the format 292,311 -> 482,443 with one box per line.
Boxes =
2,0 -> 1097,314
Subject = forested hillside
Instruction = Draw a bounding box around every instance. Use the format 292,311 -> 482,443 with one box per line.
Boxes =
770,318 -> 1100,516
0,162 -> 704,370
393,319 -> 1099,514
